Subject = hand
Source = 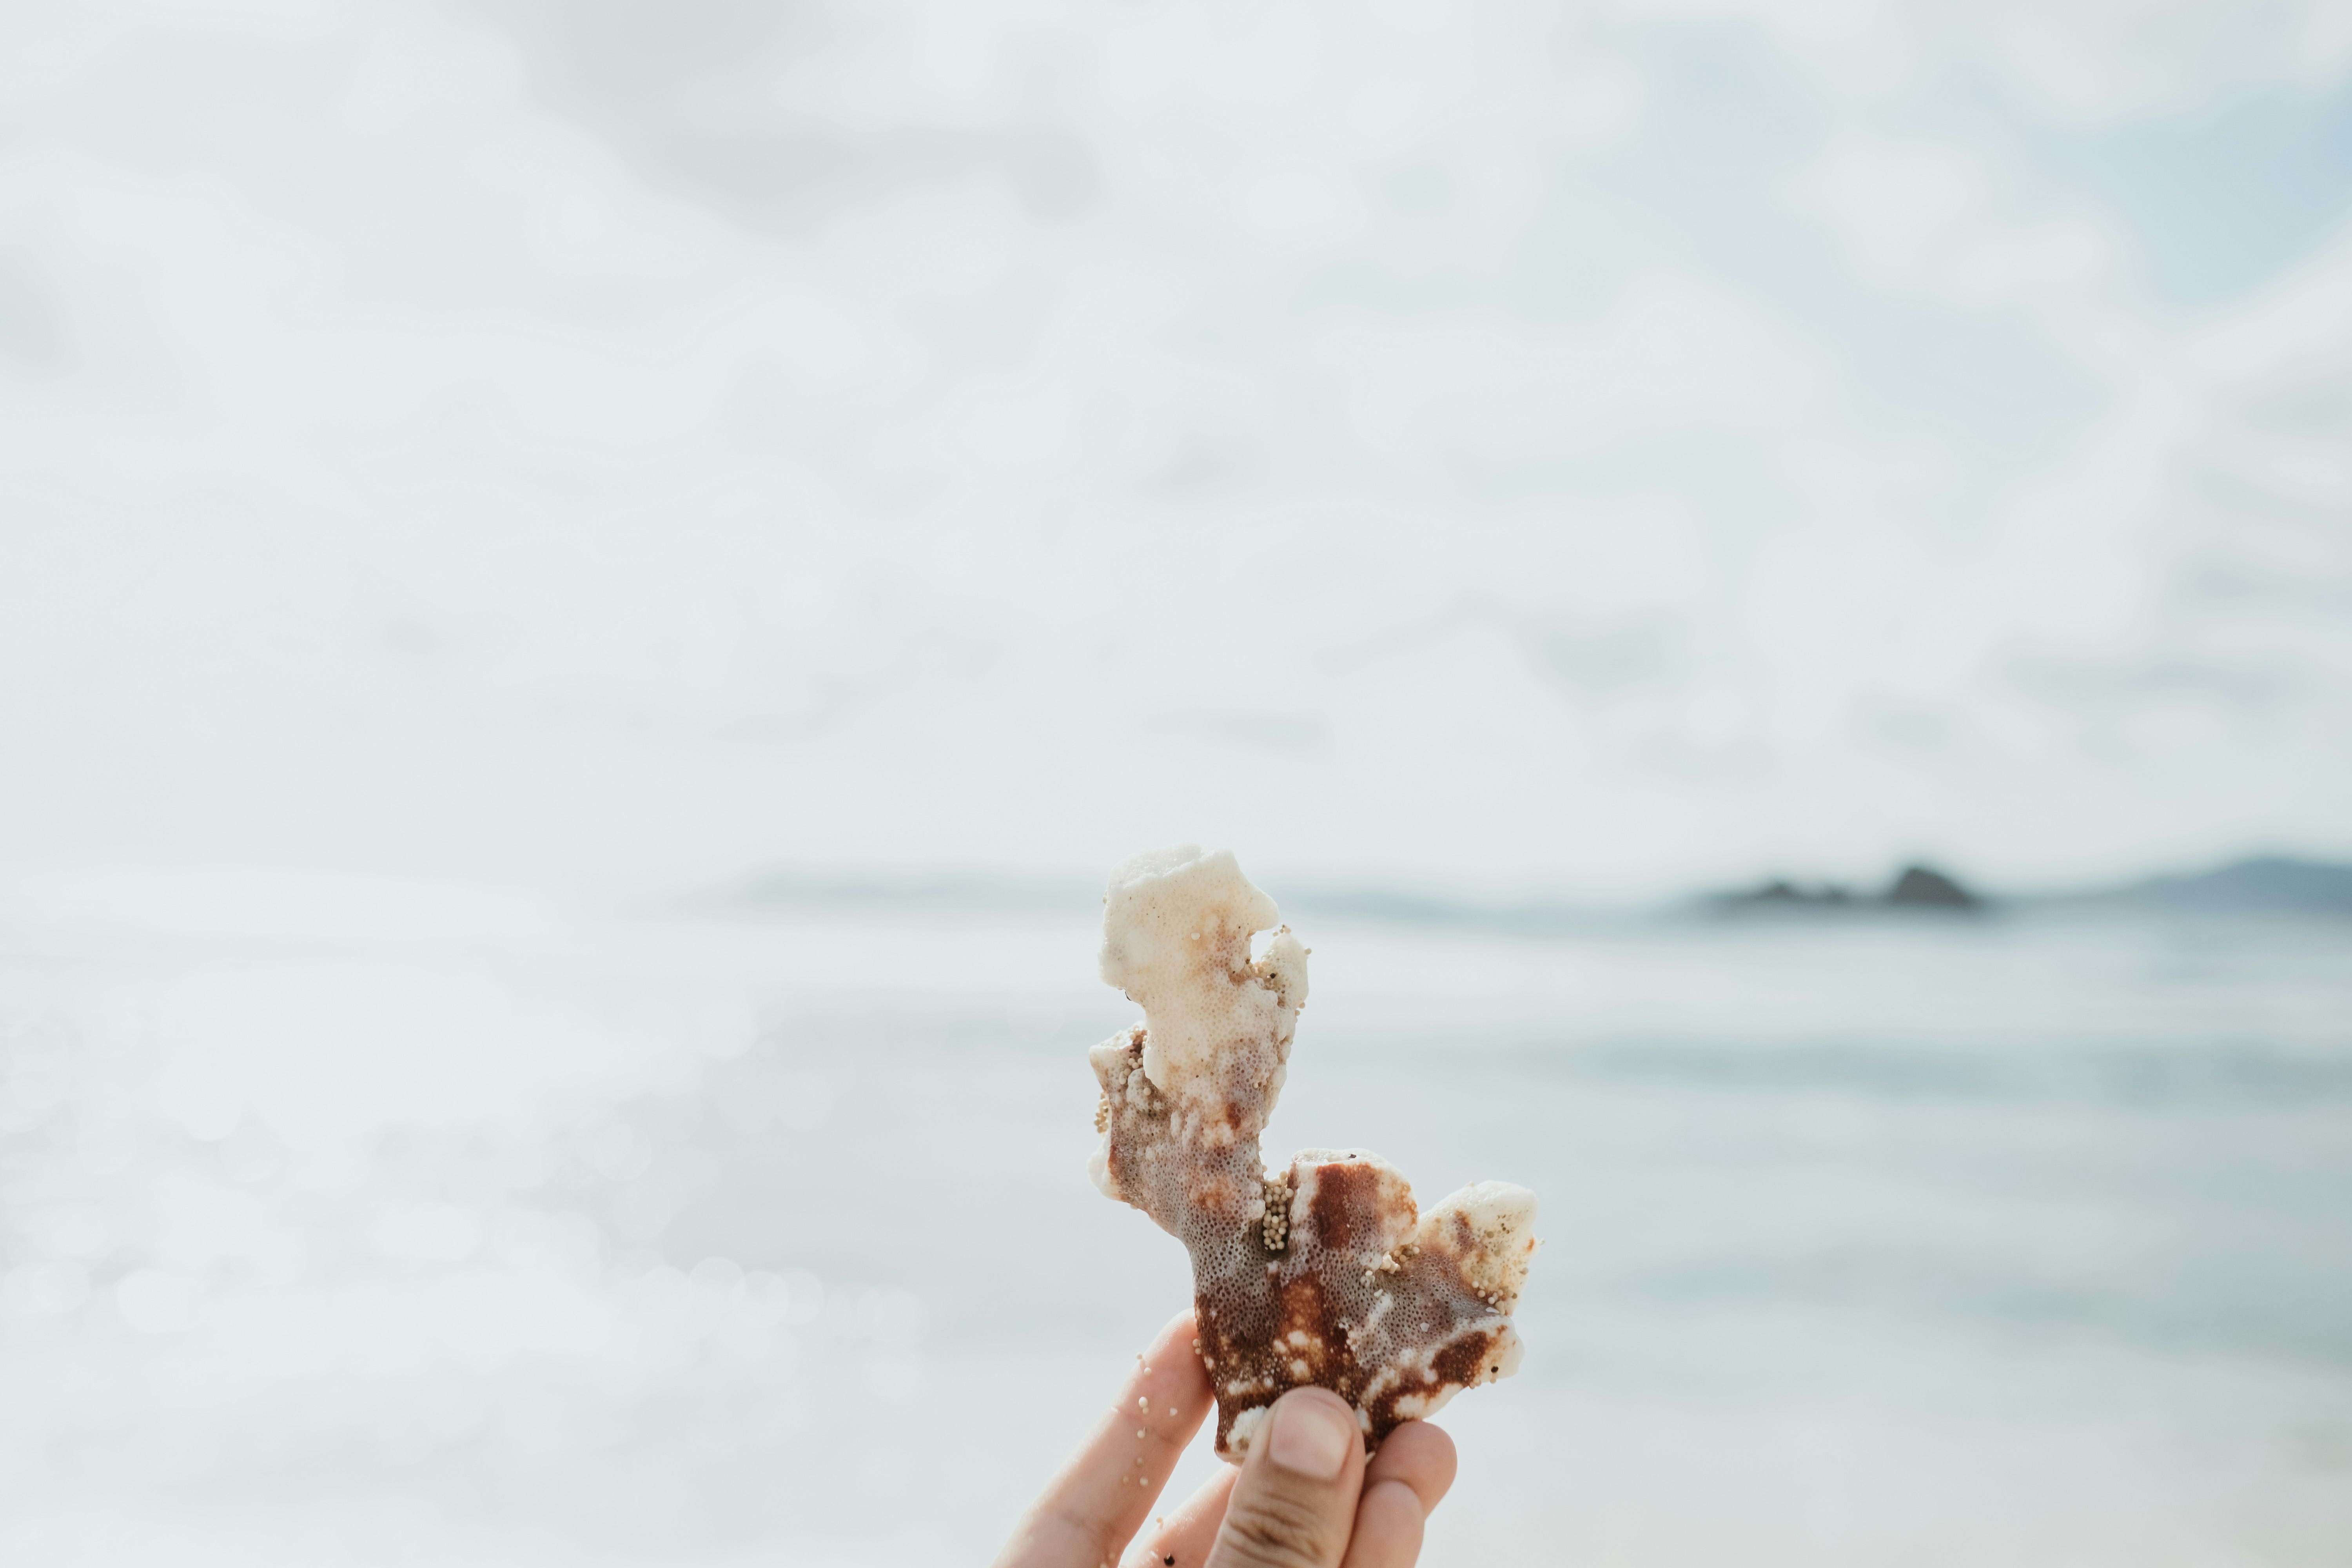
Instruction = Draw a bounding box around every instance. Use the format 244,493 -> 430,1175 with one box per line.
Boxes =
993,1311 -> 1457,1568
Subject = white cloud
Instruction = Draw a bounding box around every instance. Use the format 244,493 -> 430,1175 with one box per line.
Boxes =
0,0 -> 2347,897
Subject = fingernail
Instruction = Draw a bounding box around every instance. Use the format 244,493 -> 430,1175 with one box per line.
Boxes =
1267,1394 -> 1353,1480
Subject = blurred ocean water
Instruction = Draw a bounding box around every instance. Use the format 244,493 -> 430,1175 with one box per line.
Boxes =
2,874 -> 2348,1565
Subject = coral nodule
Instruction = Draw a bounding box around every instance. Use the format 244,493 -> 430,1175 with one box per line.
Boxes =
1086,846 -> 1540,1460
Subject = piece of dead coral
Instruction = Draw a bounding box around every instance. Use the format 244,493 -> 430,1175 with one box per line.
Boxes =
1087,846 -> 1540,1459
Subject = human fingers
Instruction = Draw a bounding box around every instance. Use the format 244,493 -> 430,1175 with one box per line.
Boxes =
991,1311 -> 1215,1568
1204,1388 -> 1367,1568
1118,1464 -> 1236,1568
1359,1422 -> 1455,1516
1332,1421 -> 1452,1568
1124,1416 -> 1455,1568
1333,1480 -> 1423,1568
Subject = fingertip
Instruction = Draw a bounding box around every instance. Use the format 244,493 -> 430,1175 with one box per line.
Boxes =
1145,1310 -> 1212,1402
1261,1387 -> 1364,1483
1276,1384 -> 1359,1422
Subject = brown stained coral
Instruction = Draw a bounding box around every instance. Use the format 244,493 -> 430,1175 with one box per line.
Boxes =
1087,846 -> 1540,1460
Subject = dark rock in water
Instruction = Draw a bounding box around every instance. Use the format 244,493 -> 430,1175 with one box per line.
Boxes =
1702,852 -> 2352,922
1884,865 -> 1978,908
1711,878 -> 1856,910
1709,865 -> 1977,914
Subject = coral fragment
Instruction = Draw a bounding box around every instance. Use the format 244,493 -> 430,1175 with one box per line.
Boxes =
1086,846 -> 1540,1458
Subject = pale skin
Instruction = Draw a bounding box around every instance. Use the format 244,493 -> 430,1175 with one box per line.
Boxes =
991,1312 -> 1459,1568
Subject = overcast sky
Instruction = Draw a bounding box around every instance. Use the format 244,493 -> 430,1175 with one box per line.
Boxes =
2,0 -> 2349,900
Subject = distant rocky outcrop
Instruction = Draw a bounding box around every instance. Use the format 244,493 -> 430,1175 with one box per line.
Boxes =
2054,855 -> 2352,916
1706,855 -> 2352,920
1713,863 -> 1981,914
1885,866 -> 1977,907
717,852 -> 2352,930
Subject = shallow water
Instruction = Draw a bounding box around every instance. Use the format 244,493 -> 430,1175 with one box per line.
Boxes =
2,875 -> 2348,1564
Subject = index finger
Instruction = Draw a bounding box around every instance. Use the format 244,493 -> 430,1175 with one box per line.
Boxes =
992,1311 -> 1216,1568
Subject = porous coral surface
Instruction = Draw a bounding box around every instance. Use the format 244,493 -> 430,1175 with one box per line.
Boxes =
1087,846 -> 1540,1459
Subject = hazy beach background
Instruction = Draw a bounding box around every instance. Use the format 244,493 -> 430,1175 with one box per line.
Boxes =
3,873 -> 2348,1565
5,2 -> 2352,1563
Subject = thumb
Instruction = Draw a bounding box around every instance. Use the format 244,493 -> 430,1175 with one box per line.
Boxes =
1206,1390 -> 1366,1568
